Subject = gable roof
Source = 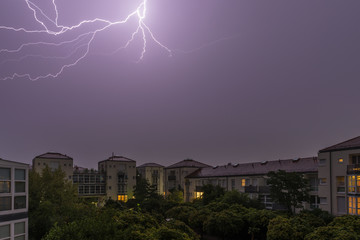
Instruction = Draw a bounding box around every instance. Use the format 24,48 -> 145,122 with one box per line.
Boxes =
98,155 -> 136,164
137,163 -> 164,168
319,136 -> 360,153
165,159 -> 211,169
34,152 -> 72,160
186,157 -> 318,179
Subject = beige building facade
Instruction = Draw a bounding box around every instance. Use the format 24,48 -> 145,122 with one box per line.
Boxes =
318,136 -> 360,215
137,163 -> 165,195
185,158 -> 319,210
165,159 -> 210,197
98,155 -> 136,201
32,152 -> 73,181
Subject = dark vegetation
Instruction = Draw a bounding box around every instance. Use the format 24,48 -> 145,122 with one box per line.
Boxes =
30,168 -> 359,240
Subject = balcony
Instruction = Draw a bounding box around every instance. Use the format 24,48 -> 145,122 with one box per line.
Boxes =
245,186 -> 258,193
168,175 -> 176,181
259,186 -> 271,193
347,164 -> 360,174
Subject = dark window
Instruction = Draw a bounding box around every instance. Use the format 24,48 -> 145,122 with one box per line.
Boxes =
14,196 -> 26,209
0,197 -> 11,211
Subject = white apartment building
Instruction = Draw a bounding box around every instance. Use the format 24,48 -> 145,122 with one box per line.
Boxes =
0,158 -> 29,240
137,163 -> 165,195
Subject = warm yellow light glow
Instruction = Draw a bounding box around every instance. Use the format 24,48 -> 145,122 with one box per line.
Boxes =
241,179 -> 246,187
117,195 -> 128,202
195,192 -> 203,199
338,158 -> 343,163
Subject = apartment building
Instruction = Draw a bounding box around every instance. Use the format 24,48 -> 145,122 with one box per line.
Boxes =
185,157 -> 318,209
318,136 -> 360,216
0,158 -> 29,240
98,155 -> 136,201
137,163 -> 165,195
72,167 -> 106,198
32,152 -> 73,181
165,159 -> 210,196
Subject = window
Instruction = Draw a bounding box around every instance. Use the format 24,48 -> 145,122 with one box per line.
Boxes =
338,158 -> 344,163
310,195 -> 320,209
337,197 -> 346,214
252,179 -> 258,186
348,175 -> 360,193
15,169 -> 26,193
14,196 -> 26,209
259,195 -> 273,209
319,197 -> 327,204
49,162 -> 59,171
310,178 -> 319,191
351,155 -> 360,165
14,222 -> 25,240
336,176 -> 345,193
0,197 -> 11,211
231,179 -> 235,190
348,196 -> 360,215
241,178 -> 250,187
319,178 -> 327,185
0,168 -> 11,193
117,195 -> 128,202
195,192 -> 203,199
0,224 -> 10,239
319,159 -> 326,165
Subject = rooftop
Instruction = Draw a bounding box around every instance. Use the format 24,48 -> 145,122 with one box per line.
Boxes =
137,163 -> 164,168
0,158 -> 29,166
99,155 -> 136,163
186,157 -> 318,178
34,152 -> 73,160
319,136 -> 360,153
165,159 -> 211,169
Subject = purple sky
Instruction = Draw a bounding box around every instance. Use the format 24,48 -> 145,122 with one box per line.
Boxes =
1,0 -> 360,169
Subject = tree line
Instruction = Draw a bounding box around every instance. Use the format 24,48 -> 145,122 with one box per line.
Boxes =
29,167 -> 360,240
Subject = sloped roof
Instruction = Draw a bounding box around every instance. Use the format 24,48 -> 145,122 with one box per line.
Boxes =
165,159 -> 211,169
137,163 -> 164,168
0,158 -> 29,166
34,152 -> 72,160
319,136 -> 360,153
186,157 -> 318,178
99,155 -> 136,163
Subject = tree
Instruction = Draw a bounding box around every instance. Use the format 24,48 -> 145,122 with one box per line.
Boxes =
133,176 -> 160,203
267,170 -> 310,214
267,216 -> 296,240
29,166 -> 92,240
201,184 -> 225,205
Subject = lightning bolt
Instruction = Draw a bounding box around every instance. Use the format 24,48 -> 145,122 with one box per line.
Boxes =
0,0 -> 172,81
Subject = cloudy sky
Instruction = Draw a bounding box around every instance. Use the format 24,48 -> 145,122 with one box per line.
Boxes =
1,0 -> 359,169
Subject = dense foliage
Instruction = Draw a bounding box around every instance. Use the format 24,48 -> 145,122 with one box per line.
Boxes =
29,169 -> 360,240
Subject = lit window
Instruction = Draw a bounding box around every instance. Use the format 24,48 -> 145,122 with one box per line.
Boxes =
117,195 -> 128,202
195,192 -> 203,199
241,179 -> 246,187
319,178 -> 327,185
338,158 -> 344,163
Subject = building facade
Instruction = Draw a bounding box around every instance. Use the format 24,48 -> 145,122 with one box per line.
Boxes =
0,158 -> 29,240
137,163 -> 165,195
164,159 -> 210,200
32,152 -> 73,181
185,157 -> 319,210
318,136 -> 360,215
98,155 -> 136,201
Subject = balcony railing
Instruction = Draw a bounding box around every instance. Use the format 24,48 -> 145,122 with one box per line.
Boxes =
347,164 -> 360,174
245,186 -> 258,193
259,186 -> 271,193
